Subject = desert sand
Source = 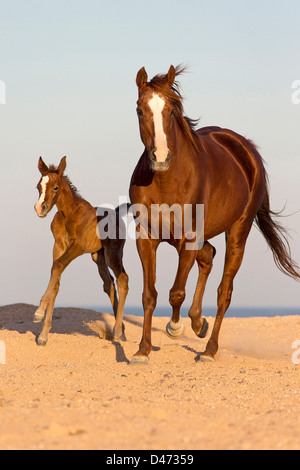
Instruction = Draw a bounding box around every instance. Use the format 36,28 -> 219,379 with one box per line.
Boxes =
0,303 -> 299,450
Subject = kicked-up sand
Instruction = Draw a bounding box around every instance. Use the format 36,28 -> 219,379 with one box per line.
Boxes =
0,303 -> 299,450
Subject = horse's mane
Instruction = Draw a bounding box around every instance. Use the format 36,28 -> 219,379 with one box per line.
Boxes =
48,165 -> 82,199
149,65 -> 200,151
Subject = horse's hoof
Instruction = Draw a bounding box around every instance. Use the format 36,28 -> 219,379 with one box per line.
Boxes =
197,318 -> 209,339
114,333 -> 127,342
37,337 -> 47,347
130,355 -> 149,365
198,353 -> 215,363
166,319 -> 185,339
33,313 -> 44,323
113,324 -> 126,342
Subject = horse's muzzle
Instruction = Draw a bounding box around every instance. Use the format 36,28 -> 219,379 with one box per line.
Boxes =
34,202 -> 48,218
149,149 -> 172,172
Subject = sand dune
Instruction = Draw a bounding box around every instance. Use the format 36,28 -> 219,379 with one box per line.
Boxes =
0,303 -> 299,450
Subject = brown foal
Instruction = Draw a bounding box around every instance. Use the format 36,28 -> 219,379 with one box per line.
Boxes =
129,65 -> 299,364
34,156 -> 128,346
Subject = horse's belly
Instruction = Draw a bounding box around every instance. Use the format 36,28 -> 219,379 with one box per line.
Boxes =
203,185 -> 250,239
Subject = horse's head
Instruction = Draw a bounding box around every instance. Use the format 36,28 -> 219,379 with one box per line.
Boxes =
136,65 -> 181,172
34,156 -> 66,217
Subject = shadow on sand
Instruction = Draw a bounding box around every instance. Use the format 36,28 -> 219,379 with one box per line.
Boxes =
0,303 -> 164,364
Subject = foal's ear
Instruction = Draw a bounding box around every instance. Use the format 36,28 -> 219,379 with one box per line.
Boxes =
38,157 -> 49,175
136,67 -> 148,90
166,65 -> 176,88
57,156 -> 67,176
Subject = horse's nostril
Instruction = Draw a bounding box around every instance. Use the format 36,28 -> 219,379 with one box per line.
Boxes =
166,151 -> 172,162
42,204 -> 47,212
150,149 -> 157,162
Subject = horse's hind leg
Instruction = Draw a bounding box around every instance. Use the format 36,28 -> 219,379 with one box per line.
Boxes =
201,220 -> 252,362
114,270 -> 129,341
104,242 -> 129,341
188,242 -> 216,339
92,249 -> 118,317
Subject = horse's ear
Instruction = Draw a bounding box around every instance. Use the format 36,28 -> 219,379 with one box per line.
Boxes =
57,156 -> 67,176
136,67 -> 148,91
38,157 -> 49,175
167,65 -> 176,88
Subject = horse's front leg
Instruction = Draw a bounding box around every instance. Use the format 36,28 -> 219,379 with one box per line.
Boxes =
33,296 -> 50,324
131,238 -> 160,365
188,242 -> 216,339
37,280 -> 60,346
33,240 -> 66,323
166,245 -> 198,339
37,243 -> 83,346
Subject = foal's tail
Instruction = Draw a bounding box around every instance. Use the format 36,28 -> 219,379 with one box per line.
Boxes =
255,190 -> 300,280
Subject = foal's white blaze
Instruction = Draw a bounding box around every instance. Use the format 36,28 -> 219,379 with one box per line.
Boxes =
35,176 -> 49,216
148,93 -> 170,162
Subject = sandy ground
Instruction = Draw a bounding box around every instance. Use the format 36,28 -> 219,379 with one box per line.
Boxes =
0,303 -> 299,450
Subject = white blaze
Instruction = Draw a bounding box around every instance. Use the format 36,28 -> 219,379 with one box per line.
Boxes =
35,176 -> 49,215
148,93 -> 169,162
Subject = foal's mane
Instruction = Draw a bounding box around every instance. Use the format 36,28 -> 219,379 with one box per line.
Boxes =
149,65 -> 200,151
47,165 -> 82,199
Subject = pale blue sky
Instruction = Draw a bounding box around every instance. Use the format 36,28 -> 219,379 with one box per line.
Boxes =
0,0 -> 299,310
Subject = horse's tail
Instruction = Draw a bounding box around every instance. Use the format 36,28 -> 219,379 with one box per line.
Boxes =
255,190 -> 300,281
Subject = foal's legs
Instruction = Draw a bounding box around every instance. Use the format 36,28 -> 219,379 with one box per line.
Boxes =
131,238 -> 160,364
103,241 -> 129,341
188,242 -> 216,338
92,249 -> 118,318
34,240 -> 66,323
166,245 -> 198,339
36,243 -> 83,345
201,220 -> 252,361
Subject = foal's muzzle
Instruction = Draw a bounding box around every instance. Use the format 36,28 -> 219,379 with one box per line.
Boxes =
34,202 -> 48,218
149,148 -> 172,172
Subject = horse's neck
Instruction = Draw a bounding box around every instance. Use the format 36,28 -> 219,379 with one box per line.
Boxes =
56,178 -> 80,218
170,125 -> 199,173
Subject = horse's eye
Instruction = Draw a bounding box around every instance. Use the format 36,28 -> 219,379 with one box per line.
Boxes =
54,186 -> 59,191
137,108 -> 143,118
171,108 -> 176,116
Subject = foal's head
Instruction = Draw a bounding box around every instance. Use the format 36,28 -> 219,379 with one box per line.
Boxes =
136,65 -> 197,172
35,156 -> 66,217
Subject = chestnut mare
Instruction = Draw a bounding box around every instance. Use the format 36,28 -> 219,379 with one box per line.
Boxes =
129,65 -> 299,364
34,156 -> 128,346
